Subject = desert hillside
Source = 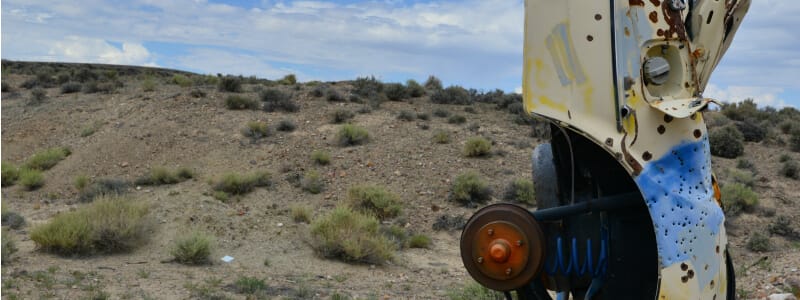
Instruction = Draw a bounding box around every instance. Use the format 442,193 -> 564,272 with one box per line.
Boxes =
1,61 -> 799,299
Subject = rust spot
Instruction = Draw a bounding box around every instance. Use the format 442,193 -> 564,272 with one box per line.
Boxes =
663,114 -> 673,123
587,35 -> 594,42
629,0 -> 645,6
662,0 -> 688,40
625,27 -> 631,37
595,14 -> 603,21
649,0 -> 661,6
693,48 -> 705,59
680,263 -> 688,271
621,135 -> 643,176
657,125 -> 666,135
681,275 -> 689,283
693,129 -> 702,139
657,29 -> 665,37
642,151 -> 653,161
687,269 -> 695,279
649,11 -> 659,23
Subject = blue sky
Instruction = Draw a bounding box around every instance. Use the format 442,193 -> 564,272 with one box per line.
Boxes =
2,0 -> 798,108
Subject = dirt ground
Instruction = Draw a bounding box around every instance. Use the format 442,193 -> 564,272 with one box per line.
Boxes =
1,63 -> 798,299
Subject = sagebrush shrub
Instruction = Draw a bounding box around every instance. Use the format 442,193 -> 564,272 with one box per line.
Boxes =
397,110 -> 415,121
709,125 -> 744,158
433,108 -> 450,118
384,83 -> 408,101
735,121 -> 766,143
134,167 -> 194,186
407,234 -> 431,249
60,82 -> 82,94
331,109 -> 355,124
424,75 -> 443,90
301,171 -> 324,194
448,115 -> 467,124
746,232 -> 770,252
431,86 -> 471,105
2,162 -> 19,187
78,179 -> 129,203
241,121 -> 272,140
721,183 -> 758,215
433,130 -> 451,144
218,76 -> 242,92
261,89 -> 298,112
279,74 -> 297,85
780,161 -> 799,180
504,179 -> 536,205
310,206 -> 394,264
212,171 -> 272,196
225,95 -> 259,110
29,88 -> 47,105
19,168 -> 44,190
406,79 -> 425,97
2,211 -> 26,230
451,171 -> 492,206
171,230 -> 213,265
2,229 -> 17,265
346,185 -> 402,220
276,119 -> 296,132
336,124 -> 369,146
790,129 -> 800,152
171,74 -> 193,87
311,150 -> 331,165
464,137 -> 492,157
30,196 -> 151,255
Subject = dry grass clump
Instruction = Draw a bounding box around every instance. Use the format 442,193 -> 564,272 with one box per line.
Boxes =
291,205 -> 312,223
346,185 -> 402,220
336,124 -> 370,146
225,95 -> 259,110
310,206 -> 394,264
407,234 -> 432,249
433,131 -> 451,144
171,230 -> 214,265
241,121 -> 272,140
276,119 -> 296,132
503,179 -> 536,205
212,171 -> 272,197
261,88 -> 298,112
30,196 -> 151,255
311,150 -> 331,165
463,137 -> 492,157
721,183 -> 758,215
78,179 -> 129,203
23,147 -> 71,171
2,162 -> 20,186
301,171 -> 325,194
134,167 -> 194,186
18,168 -> 44,190
331,109 -> 355,124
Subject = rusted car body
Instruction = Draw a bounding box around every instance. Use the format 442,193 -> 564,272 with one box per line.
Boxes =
460,0 -> 750,298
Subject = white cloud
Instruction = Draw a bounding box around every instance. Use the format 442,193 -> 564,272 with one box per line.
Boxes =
704,83 -> 788,108
47,36 -> 155,66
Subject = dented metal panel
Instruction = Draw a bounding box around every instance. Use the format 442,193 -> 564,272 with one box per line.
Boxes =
524,0 -> 749,298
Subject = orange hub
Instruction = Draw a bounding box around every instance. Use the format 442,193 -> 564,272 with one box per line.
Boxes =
460,203 -> 545,291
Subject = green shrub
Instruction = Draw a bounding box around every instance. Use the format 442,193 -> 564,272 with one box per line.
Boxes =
80,122 -> 101,137
790,129 -> 800,152
464,106 -> 478,114
464,137 -> 492,157
23,147 -> 71,171
171,74 -> 193,87
729,170 -> 755,188
141,77 -> 156,92
406,79 -> 425,97
735,121 -> 766,143
424,75 -> 443,90
241,121 -> 272,139
780,154 -> 792,162
451,171 -> 492,206
336,124 -> 370,146
332,109 -> 355,124
721,183 -> 758,215
301,171 -> 324,194
2,229 -> 17,265
74,175 -> 89,190
417,113 -> 430,120
30,196 -> 151,255
218,76 -> 242,92
327,89 -> 346,102
261,88 -> 298,112
212,171 -> 272,196
746,232 -> 770,252
431,86 -> 471,105
381,225 -> 408,248
276,119 -> 296,132
189,89 -> 206,98
28,88 -> 47,105
768,215 -> 795,237
780,161 -> 799,180
397,110 -> 415,121
310,206 -> 394,264
2,162 -> 19,186
384,83 -> 407,101
447,115 -> 467,124
60,82 -> 82,94
778,120 -> 797,134
311,150 -> 331,165
407,234 -> 431,249
2,211 -> 26,229
311,84 -> 329,97
279,74 -> 297,85
291,205 -> 312,223
19,168 -> 44,190
225,95 -> 259,110
352,76 -> 383,98
433,130 -> 451,144
171,230 -> 213,265
504,179 -> 536,205
134,167 -> 194,186
709,125 -> 744,158
447,281 -> 504,300
78,179 -> 129,203
346,185 -> 402,220
433,108 -> 451,118
736,159 -> 755,171
234,276 -> 268,295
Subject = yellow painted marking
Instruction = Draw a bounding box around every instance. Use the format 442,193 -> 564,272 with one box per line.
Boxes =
522,58 -> 537,111
623,113 -> 636,135
582,85 -> 594,113
535,59 -> 549,89
539,95 -> 567,112
628,90 -> 641,107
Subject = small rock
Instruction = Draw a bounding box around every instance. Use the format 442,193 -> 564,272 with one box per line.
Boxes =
120,162 -> 129,167
767,294 -> 797,300
277,223 -> 284,227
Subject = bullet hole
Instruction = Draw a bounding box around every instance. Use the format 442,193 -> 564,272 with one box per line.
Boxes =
643,151 -> 653,161
595,14 -> 602,20
658,125 -> 666,134
664,114 -> 674,123
694,129 -> 702,139
681,263 -> 688,271
587,35 -> 594,42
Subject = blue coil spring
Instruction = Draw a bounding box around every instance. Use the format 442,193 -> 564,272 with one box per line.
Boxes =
545,234 -> 609,278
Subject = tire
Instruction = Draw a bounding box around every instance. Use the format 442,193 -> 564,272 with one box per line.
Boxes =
531,143 -> 559,209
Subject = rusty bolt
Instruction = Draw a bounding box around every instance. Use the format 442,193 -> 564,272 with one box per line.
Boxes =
505,268 -> 512,275
477,257 -> 484,264
516,240 -> 523,247
487,229 -> 494,236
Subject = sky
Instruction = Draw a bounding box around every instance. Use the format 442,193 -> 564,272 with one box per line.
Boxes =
1,0 -> 798,108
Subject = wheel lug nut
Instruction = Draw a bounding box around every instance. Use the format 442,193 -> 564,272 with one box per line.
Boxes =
505,268 -> 512,275
516,240 -> 523,246
487,229 -> 494,236
477,257 -> 484,264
